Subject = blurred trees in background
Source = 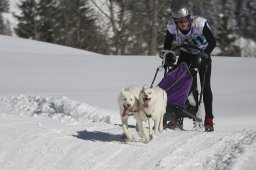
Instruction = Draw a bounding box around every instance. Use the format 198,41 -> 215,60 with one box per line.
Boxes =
1,0 -> 256,56
13,0 -> 109,54
0,0 -> 11,34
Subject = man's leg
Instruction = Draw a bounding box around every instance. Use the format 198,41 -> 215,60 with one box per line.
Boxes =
199,59 -> 214,132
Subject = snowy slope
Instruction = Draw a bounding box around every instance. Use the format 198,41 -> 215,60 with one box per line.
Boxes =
0,35 -> 256,170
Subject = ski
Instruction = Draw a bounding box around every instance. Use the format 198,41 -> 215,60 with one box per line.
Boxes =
181,109 -> 202,122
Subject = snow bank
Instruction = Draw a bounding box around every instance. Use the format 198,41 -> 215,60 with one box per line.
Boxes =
0,95 -> 113,124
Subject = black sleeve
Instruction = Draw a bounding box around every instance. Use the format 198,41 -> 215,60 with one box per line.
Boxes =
164,30 -> 175,50
203,22 -> 216,55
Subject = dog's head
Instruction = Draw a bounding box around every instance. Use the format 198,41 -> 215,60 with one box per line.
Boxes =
120,89 -> 137,109
139,85 -> 154,107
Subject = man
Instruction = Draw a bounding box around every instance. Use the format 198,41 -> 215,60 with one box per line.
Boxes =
163,3 -> 216,132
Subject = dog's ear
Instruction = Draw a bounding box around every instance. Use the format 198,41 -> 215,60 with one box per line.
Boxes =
135,94 -> 140,100
121,88 -> 125,95
142,85 -> 147,90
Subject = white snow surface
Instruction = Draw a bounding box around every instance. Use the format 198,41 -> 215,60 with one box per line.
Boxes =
0,35 -> 256,170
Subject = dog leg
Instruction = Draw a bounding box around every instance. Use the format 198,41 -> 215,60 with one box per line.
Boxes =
137,120 -> 151,142
121,117 -> 133,140
159,113 -> 164,133
135,123 -> 138,132
141,121 -> 150,142
154,118 -> 160,135
136,120 -> 144,138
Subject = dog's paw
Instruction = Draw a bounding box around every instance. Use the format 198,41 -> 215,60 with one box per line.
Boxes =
121,133 -> 134,141
141,135 -> 155,143
150,134 -> 157,141
121,133 -> 127,139
142,139 -> 150,144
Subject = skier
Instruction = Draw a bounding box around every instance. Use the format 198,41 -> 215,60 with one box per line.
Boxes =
163,3 -> 216,132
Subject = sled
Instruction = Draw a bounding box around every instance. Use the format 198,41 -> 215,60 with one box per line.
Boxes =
158,62 -> 202,124
155,46 -> 207,130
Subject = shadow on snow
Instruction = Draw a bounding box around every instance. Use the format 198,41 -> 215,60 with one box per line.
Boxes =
73,130 -> 124,142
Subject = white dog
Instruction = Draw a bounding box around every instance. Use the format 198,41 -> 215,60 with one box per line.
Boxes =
139,85 -> 167,141
118,85 -> 143,140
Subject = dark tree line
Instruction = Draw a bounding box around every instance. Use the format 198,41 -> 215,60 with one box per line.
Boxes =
1,0 -> 256,56
0,0 -> 11,34
13,0 -> 109,54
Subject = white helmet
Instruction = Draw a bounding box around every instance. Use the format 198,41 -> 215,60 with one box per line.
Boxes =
171,3 -> 190,18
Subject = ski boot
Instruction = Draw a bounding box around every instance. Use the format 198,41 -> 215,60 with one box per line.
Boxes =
167,116 -> 183,130
204,116 -> 214,132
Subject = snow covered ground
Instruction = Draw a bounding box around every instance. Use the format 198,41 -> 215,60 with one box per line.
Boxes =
0,35 -> 256,170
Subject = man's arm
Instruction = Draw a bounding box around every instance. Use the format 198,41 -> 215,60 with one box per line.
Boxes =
164,30 -> 175,50
203,22 -> 216,55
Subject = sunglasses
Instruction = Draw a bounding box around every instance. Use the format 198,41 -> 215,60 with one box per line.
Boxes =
174,17 -> 189,23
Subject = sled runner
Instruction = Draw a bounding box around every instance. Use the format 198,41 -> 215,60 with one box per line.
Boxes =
152,43 -> 208,130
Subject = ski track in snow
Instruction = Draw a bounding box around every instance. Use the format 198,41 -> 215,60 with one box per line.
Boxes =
0,95 -> 256,170
156,130 -> 256,170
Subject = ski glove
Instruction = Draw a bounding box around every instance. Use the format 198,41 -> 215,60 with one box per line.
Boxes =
198,52 -> 209,59
164,52 -> 176,67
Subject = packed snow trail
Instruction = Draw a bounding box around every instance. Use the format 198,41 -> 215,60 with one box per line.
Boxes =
0,95 -> 256,170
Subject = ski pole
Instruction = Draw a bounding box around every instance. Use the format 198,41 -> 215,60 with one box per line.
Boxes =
150,65 -> 164,88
